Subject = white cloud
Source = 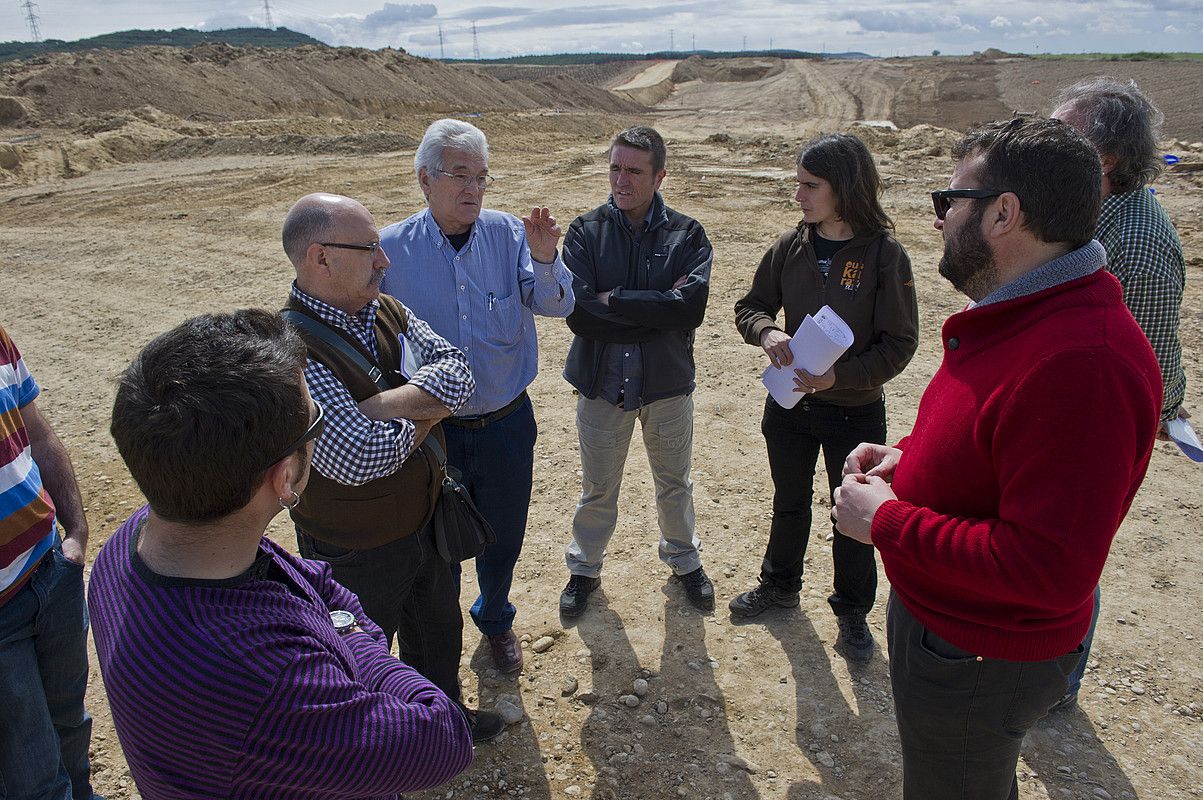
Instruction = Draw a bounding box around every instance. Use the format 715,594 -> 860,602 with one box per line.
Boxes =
1164,24 -> 1179,33
1087,16 -> 1135,34
1024,16 -> 1049,29
840,9 -> 977,34
990,16 -> 1011,28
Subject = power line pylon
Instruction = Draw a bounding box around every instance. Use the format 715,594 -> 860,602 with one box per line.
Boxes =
438,25 -> 445,59
262,0 -> 273,29
20,0 -> 42,42
471,21 -> 480,60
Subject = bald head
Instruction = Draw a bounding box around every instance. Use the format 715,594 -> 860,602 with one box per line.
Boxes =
284,193 -> 390,315
282,193 -> 370,268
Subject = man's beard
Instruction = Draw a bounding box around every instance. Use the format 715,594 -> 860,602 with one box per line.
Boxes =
938,208 -> 1000,301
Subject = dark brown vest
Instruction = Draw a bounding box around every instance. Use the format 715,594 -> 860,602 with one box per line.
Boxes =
283,293 -> 444,548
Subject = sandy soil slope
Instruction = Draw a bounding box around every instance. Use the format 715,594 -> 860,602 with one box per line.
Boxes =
1,50 -> 1201,800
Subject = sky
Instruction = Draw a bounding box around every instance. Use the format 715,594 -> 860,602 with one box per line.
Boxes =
3,0 -> 1200,58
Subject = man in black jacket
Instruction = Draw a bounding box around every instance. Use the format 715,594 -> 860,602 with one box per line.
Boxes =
559,126 -> 715,616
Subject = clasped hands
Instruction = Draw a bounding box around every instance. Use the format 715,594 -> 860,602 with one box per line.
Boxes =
831,443 -> 902,545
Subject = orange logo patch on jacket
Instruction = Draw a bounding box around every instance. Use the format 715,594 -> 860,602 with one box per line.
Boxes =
840,260 -> 863,291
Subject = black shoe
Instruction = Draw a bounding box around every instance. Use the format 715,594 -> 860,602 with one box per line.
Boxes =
728,583 -> 800,618
675,567 -> 715,611
559,574 -> 600,618
834,614 -> 874,662
460,704 -> 505,744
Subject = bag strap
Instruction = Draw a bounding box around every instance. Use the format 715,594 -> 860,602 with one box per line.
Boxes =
281,309 -> 448,476
280,309 -> 390,392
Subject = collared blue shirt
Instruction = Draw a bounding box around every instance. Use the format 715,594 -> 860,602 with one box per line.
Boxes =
380,207 -> 575,416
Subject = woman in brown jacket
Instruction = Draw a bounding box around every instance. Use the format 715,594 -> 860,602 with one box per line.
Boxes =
730,133 -> 918,661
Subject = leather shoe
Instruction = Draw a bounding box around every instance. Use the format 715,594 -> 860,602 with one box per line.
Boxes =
487,630 -> 523,674
560,574 -> 601,618
728,583 -> 800,618
675,566 -> 715,612
834,614 -> 874,662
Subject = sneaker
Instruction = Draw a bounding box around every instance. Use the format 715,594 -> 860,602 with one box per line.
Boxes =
834,614 -> 874,662
559,574 -> 601,618
459,704 -> 505,744
728,583 -> 800,618
487,630 -> 523,674
675,567 -> 715,612
1048,690 -> 1078,713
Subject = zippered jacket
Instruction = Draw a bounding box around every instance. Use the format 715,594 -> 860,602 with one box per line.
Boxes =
563,193 -> 712,404
734,222 -> 919,407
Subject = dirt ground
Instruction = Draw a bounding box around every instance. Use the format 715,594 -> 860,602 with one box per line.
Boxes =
1,51 -> 1201,800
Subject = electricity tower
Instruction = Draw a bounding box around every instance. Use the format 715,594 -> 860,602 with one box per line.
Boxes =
262,0 -> 273,28
471,21 -> 480,59
21,0 -> 42,42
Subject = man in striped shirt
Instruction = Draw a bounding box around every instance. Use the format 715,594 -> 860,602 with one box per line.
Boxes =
1052,77 -> 1191,710
89,310 -> 473,798
0,324 -> 99,800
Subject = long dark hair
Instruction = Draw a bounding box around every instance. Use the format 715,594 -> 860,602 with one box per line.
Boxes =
798,133 -> 893,235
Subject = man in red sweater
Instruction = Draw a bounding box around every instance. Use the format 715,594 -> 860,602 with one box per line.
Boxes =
833,117 -> 1162,800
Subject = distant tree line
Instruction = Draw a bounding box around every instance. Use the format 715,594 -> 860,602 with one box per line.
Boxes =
0,27 -> 323,62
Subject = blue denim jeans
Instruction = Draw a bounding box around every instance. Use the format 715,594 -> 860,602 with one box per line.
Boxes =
1066,583 -> 1102,695
0,542 -> 95,800
443,396 -> 538,636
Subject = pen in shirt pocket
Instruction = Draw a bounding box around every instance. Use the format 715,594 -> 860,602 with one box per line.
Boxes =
487,291 -> 496,310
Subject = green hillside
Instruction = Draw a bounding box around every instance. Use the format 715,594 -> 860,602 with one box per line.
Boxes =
0,27 -> 325,62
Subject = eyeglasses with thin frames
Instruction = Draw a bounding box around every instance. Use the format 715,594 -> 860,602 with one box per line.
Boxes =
319,241 -> 382,254
266,400 -> 325,468
435,169 -> 495,190
930,188 -> 1008,221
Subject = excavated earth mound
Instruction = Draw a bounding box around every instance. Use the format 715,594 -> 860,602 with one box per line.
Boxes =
0,43 -> 643,124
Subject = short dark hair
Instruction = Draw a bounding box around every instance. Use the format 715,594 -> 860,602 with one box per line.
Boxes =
951,117 -> 1101,248
1053,77 -> 1164,193
111,310 -> 310,524
610,126 -> 666,174
282,202 -> 335,266
798,133 -> 893,235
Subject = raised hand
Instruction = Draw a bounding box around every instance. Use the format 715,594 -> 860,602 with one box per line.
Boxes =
522,206 -> 562,264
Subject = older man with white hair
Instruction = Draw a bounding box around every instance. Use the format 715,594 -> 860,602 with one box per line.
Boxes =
380,119 -> 574,674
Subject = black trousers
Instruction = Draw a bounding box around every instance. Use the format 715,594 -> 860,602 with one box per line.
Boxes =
297,522 -> 464,703
760,395 -> 885,616
887,592 -> 1084,800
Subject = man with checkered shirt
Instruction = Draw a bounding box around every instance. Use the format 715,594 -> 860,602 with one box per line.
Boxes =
1052,77 -> 1191,710
280,192 -> 505,743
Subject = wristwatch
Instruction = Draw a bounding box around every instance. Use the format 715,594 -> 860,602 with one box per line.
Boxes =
329,609 -> 360,635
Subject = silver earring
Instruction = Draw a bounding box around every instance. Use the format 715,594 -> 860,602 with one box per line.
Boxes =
279,490 -> 301,510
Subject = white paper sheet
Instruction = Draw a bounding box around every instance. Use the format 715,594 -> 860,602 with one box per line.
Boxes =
1165,417 -> 1203,463
761,306 -> 855,409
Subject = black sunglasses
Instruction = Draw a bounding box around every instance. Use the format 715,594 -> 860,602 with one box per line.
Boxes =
267,400 -> 325,468
930,188 -> 1008,221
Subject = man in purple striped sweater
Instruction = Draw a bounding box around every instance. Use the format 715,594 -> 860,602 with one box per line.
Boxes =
88,310 -> 473,799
